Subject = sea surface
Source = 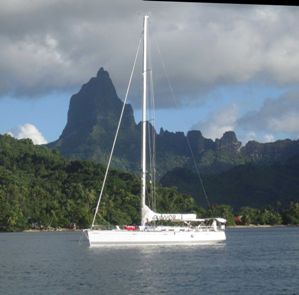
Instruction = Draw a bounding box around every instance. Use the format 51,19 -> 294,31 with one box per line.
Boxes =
0,227 -> 298,295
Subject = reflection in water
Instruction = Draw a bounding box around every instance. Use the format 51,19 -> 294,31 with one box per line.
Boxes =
86,239 -> 228,295
1,228 -> 298,295
88,241 -> 226,253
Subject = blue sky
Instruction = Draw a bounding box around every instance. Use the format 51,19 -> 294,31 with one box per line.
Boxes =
0,92 -> 70,142
1,1 -> 299,145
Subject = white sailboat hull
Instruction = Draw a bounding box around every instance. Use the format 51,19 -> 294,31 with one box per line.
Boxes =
85,229 -> 226,246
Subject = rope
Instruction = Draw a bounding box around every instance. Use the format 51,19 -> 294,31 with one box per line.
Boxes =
91,35 -> 142,228
146,26 -> 157,212
152,33 -> 211,208
149,58 -> 157,211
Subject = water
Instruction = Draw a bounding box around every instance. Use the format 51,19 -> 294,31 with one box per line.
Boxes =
0,227 -> 298,295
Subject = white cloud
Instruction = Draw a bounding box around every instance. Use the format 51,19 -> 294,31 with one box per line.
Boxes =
268,113 -> 299,134
191,93 -> 299,143
7,123 -> 47,145
192,104 -> 238,140
0,1 -> 299,107
237,91 -> 299,136
263,134 -> 275,142
242,131 -> 257,143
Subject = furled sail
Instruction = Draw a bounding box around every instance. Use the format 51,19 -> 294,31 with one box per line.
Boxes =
142,205 -> 198,223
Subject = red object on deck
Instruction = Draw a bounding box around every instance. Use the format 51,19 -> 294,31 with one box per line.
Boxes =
234,215 -> 242,224
124,225 -> 138,231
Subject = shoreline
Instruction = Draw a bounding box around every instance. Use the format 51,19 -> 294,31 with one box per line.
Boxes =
0,224 -> 298,233
22,228 -> 82,232
228,224 -> 298,229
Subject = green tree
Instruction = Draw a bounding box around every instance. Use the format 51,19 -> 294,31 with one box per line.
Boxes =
238,207 -> 260,225
283,202 -> 299,224
258,208 -> 282,225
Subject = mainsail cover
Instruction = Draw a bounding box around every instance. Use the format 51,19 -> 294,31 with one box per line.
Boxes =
142,205 -> 198,223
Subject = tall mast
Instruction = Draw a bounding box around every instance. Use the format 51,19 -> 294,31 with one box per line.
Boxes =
141,15 -> 149,226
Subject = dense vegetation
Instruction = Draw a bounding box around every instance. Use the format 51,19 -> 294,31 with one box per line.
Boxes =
0,135 -> 298,232
161,156 -> 299,210
0,135 -> 198,231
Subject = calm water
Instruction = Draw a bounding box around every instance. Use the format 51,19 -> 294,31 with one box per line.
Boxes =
0,227 -> 298,295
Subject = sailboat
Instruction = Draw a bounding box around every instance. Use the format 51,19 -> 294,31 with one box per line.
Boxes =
84,16 -> 226,246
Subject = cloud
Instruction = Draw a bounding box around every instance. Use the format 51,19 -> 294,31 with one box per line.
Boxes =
237,91 -> 299,139
263,134 -> 275,142
7,123 -> 47,145
1,1 -> 299,108
242,131 -> 257,143
191,90 -> 299,143
192,104 -> 238,140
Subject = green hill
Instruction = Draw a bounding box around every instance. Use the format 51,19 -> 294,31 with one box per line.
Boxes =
161,156 -> 299,210
0,134 -> 198,231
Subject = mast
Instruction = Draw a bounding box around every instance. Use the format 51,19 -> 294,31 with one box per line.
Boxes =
141,15 -> 149,226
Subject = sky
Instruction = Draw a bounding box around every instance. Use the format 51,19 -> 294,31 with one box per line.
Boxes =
0,0 -> 299,145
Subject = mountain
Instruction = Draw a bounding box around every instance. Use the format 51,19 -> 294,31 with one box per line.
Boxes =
0,134 -> 198,231
160,154 -> 299,210
241,139 -> 299,163
49,68 -> 299,178
49,68 -> 140,171
1,134 -> 299,230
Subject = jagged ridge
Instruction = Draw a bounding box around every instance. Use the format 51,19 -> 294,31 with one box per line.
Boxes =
49,68 -> 299,177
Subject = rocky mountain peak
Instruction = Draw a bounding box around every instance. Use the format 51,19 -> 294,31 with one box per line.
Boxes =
51,68 -> 136,161
48,68 -> 299,175
216,131 -> 241,153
